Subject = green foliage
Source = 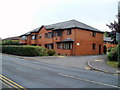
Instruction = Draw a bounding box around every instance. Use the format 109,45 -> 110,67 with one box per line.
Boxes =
108,47 -> 118,61
2,45 -> 47,56
47,49 -> 55,56
35,46 -> 48,56
107,61 -> 118,68
107,47 -> 112,52
108,44 -> 120,61
104,32 -> 110,37
2,40 -> 20,45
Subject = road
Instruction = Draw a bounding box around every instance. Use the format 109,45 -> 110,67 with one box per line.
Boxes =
1,54 -> 119,88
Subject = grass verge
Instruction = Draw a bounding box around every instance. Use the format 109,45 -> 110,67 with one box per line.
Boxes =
106,61 -> 118,68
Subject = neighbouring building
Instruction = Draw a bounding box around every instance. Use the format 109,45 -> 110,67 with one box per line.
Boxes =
2,36 -> 19,41
20,20 -> 104,56
104,36 -> 117,50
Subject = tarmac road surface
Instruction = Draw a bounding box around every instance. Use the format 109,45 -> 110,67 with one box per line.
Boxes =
1,54 -> 119,88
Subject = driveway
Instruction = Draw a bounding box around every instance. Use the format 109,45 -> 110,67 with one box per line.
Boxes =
20,55 -> 107,70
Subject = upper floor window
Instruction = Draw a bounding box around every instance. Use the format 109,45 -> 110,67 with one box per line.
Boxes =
54,31 -> 62,37
67,29 -> 72,35
45,33 -> 48,38
92,32 -> 96,37
31,35 -> 36,40
39,34 -> 42,38
54,32 -> 59,37
92,43 -> 96,49
48,32 -> 53,38
45,32 -> 53,38
21,36 -> 27,40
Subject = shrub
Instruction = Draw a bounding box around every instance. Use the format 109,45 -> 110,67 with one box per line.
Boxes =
2,45 -> 47,56
107,44 -> 120,61
47,49 -> 55,56
108,47 -> 118,61
2,40 -> 20,45
108,47 -> 112,52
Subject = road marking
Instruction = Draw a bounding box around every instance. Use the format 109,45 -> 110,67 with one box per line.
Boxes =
0,80 -> 12,88
94,60 -> 103,61
0,74 -> 27,90
58,73 -> 119,88
85,66 -> 91,70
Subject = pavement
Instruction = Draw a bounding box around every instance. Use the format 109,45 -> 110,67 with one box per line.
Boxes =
88,59 -> 119,74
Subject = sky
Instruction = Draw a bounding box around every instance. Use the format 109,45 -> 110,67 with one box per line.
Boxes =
0,0 -> 119,39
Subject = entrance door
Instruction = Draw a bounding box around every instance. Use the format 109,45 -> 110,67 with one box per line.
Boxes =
99,45 -> 101,54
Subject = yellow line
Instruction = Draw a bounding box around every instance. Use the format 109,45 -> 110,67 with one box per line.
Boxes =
85,67 -> 90,70
0,77 -> 19,89
94,60 -> 103,61
0,80 -> 12,88
0,74 -> 27,90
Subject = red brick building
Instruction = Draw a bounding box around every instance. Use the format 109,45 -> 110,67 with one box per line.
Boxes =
20,20 -> 104,56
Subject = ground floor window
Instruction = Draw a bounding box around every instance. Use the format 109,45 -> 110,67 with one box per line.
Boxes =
57,42 -> 73,49
57,43 -> 63,49
92,43 -> 96,49
45,43 -> 53,49
63,43 -> 73,49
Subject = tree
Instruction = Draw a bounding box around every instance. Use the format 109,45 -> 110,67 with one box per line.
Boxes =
106,11 -> 120,67
106,13 -> 120,44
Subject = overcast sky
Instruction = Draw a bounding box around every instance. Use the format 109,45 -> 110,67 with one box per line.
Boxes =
0,0 -> 119,39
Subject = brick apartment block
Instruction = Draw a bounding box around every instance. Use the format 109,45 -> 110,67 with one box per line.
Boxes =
20,20 -> 104,56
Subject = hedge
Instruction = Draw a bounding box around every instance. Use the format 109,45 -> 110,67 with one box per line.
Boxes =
1,45 -> 56,56
2,40 -> 20,45
1,45 -> 48,56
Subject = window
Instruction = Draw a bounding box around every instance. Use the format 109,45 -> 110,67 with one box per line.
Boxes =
67,29 -> 71,35
45,33 -> 48,38
54,32 -> 59,37
57,43 -> 62,49
45,43 -> 53,49
54,31 -> 62,37
92,43 -> 96,49
21,36 -> 27,40
31,35 -> 36,40
92,32 -> 96,37
44,32 -> 53,38
48,32 -> 53,38
39,34 -> 42,38
63,43 -> 73,49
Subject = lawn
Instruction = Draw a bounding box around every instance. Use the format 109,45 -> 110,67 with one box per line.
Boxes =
106,61 -> 118,68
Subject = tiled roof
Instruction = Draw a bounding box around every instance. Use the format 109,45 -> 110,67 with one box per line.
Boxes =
21,19 -> 103,36
104,36 -> 113,42
43,20 -> 103,32
62,38 -> 74,42
2,36 -> 19,40
21,27 -> 41,36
